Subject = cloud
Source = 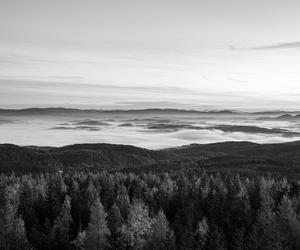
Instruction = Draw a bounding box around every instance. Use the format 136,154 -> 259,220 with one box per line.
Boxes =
50,126 -> 101,131
232,41 -> 300,50
70,119 -> 110,126
116,101 -> 198,110
0,118 -> 13,125
227,78 -> 248,84
1,78 -> 262,110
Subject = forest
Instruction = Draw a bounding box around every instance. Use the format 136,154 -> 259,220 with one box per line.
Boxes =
1,170 -> 300,250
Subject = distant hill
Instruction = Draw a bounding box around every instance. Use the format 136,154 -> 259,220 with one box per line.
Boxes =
165,141 -> 300,158
144,123 -> 300,136
257,114 -> 300,121
1,141 -> 300,177
2,108 -> 300,118
0,107 -> 241,116
50,143 -> 179,171
163,141 -> 300,177
212,124 -> 300,136
0,144 -> 59,173
0,143 -> 180,173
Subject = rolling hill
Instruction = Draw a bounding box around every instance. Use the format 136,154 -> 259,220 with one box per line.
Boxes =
0,141 -> 300,176
0,143 -> 180,173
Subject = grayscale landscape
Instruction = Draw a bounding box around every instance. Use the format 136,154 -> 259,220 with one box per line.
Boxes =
1,1 -> 300,250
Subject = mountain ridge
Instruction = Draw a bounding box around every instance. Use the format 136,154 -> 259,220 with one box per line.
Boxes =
0,107 -> 242,115
1,107 -> 299,115
1,141 -> 300,176
257,114 -> 300,121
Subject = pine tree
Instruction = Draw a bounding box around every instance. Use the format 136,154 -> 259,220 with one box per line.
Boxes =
100,175 -> 115,209
206,225 -> 227,250
0,181 -> 6,248
107,204 -> 125,250
116,185 -> 131,220
177,172 -> 189,205
72,231 -> 87,250
86,180 -> 99,208
1,185 -> 31,250
194,217 -> 209,250
10,216 -> 31,250
29,225 -> 51,250
125,200 -> 154,250
254,179 -> 282,249
46,181 -> 63,224
245,224 -> 260,250
276,195 -> 300,249
18,180 -> 38,232
52,195 -> 73,250
86,197 -> 110,250
230,227 -> 245,250
165,230 -> 176,250
149,210 -> 175,250
173,202 -> 194,250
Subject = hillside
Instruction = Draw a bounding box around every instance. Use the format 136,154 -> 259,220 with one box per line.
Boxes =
0,143 -> 180,173
163,141 -> 300,176
0,144 -> 59,173
0,141 -> 300,176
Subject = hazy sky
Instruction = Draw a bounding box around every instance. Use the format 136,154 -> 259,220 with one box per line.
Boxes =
1,0 -> 300,110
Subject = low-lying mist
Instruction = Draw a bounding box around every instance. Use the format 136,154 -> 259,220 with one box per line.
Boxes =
0,110 -> 299,149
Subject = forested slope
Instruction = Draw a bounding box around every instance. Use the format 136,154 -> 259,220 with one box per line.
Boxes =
0,141 -> 300,176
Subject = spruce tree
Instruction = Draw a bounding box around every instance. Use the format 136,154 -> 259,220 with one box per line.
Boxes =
277,195 -> 300,249
107,204 -> 125,250
0,182 -> 6,248
2,185 -> 31,250
206,225 -> 227,250
72,231 -> 87,250
149,209 -> 175,250
86,197 -> 110,250
255,179 -> 282,249
230,227 -> 246,250
194,217 -> 209,250
18,181 -> 38,232
52,195 -> 73,250
125,200 -> 154,250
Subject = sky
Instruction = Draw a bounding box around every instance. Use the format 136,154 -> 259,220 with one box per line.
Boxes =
1,0 -> 300,111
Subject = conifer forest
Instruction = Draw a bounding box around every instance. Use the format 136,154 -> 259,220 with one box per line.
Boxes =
1,170 -> 300,250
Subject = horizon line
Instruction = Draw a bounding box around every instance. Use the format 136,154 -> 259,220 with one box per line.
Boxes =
0,106 -> 299,114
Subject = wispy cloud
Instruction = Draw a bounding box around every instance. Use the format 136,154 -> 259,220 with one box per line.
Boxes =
252,41 -> 300,50
232,41 -> 300,50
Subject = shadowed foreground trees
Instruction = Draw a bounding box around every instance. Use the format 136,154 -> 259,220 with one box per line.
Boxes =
0,170 -> 300,250
85,197 -> 110,250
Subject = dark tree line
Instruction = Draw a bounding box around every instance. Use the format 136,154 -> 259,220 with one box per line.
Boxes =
0,170 -> 300,250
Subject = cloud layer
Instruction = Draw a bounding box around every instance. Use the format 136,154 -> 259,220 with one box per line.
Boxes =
1,111 -> 300,149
